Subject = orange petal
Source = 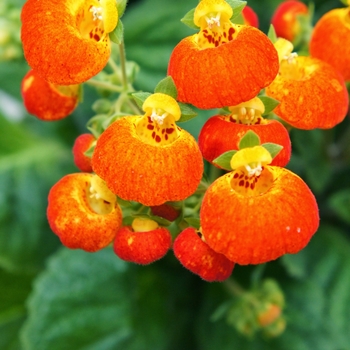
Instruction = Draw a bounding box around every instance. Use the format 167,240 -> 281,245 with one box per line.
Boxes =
271,0 -> 308,42
21,69 -> 79,121
72,133 -> 96,172
92,116 -> 204,206
199,116 -> 291,167
168,25 -> 279,109
310,8 -> 350,81
21,0 -> 118,85
47,173 -> 122,252
265,56 -> 349,129
113,226 -> 172,265
173,227 -> 235,282
200,166 -> 319,265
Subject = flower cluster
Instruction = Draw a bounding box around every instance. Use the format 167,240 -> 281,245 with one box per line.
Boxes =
20,0 -> 349,297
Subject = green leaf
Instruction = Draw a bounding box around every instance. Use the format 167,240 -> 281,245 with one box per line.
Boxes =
116,0 -> 128,17
131,92 -> 152,110
178,103 -> 197,123
238,130 -> 261,149
261,143 -> 283,160
267,24 -> 277,43
212,151 -> 237,171
259,96 -> 280,115
20,247 -> 194,350
196,225 -> 350,349
109,20 -> 124,45
328,189 -> 350,224
180,8 -> 198,30
183,217 -> 200,229
226,1 -> 246,21
0,115 -> 73,273
0,268 -> 33,350
154,76 -> 178,99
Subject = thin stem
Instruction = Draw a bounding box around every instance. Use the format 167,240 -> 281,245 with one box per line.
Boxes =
118,41 -> 129,90
85,79 -> 123,93
223,278 -> 246,297
108,56 -> 120,76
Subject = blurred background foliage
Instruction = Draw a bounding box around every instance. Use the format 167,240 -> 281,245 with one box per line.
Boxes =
1,0 -> 350,349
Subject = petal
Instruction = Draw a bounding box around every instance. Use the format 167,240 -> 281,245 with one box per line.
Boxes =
200,167 -> 319,265
265,56 -> 349,129
47,173 -> 122,252
198,116 -> 291,167
92,116 -> 204,206
21,69 -> 79,121
168,25 -> 279,109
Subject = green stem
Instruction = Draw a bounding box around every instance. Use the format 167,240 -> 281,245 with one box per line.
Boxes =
108,56 -> 120,76
85,79 -> 123,93
223,278 -> 246,297
118,41 -> 129,90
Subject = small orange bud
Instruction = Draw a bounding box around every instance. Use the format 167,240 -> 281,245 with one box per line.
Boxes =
257,303 -> 282,327
21,69 -> 79,121
173,227 -> 234,282
242,6 -> 259,28
150,203 -> 180,222
113,218 -> 172,265
47,173 -> 122,252
72,134 -> 96,172
271,0 -> 309,42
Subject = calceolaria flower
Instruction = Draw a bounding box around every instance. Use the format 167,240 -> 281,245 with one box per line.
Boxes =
21,0 -> 118,85
200,146 -> 319,265
173,227 -> 235,282
167,0 -> 279,109
265,39 -> 349,129
198,97 -> 291,167
47,173 -> 122,252
21,69 -> 79,121
114,218 -> 172,265
92,93 -> 204,206
271,0 -> 309,42
310,6 -> 350,82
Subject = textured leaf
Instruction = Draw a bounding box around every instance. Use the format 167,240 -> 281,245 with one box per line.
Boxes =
259,96 -> 280,115
261,143 -> 283,160
238,130 -> 261,149
0,115 -> 74,273
328,189 -> 350,224
180,8 -> 198,30
213,151 -> 237,170
0,268 -> 33,350
196,225 -> 350,349
131,92 -> 152,109
109,20 -> 124,45
178,103 -> 197,123
20,248 -> 195,350
154,76 -> 178,99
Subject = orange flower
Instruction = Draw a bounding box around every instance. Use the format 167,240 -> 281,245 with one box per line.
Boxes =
92,93 -> 203,206
200,147 -> 319,265
310,7 -> 350,81
242,6 -> 259,28
21,69 -> 79,121
198,98 -> 291,167
167,0 -> 279,109
72,133 -> 96,172
173,227 -> 235,281
47,173 -> 122,252
114,218 -> 172,265
271,0 -> 309,42
266,40 -> 349,129
21,0 -> 118,85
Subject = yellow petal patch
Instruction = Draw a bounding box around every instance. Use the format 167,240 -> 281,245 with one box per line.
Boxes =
230,146 -> 272,170
142,93 -> 181,121
194,0 -> 233,28
101,0 -> 119,33
132,218 -> 159,232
